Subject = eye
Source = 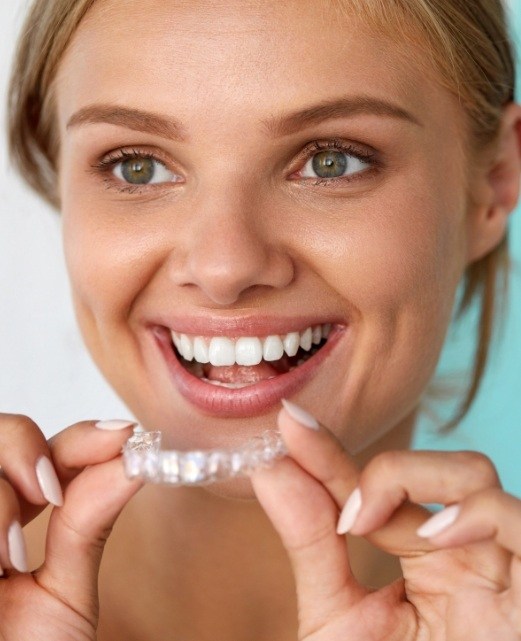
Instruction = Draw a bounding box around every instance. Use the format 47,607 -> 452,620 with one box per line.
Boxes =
301,148 -> 371,181
113,155 -> 178,185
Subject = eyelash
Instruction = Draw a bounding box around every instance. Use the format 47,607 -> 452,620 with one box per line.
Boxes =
90,139 -> 379,193
91,148 -> 172,194
298,139 -> 378,187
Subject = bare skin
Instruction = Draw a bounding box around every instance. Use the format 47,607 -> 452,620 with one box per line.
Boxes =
1,1 -> 521,640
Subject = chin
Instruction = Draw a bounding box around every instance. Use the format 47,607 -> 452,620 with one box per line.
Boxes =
201,476 -> 258,501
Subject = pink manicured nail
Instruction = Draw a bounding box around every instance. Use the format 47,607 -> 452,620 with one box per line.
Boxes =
417,504 -> 461,538
35,456 -> 64,507
8,522 -> 28,573
281,399 -> 319,430
337,488 -> 362,534
95,419 -> 136,431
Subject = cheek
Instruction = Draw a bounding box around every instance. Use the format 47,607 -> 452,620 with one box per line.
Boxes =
316,175 -> 467,324
302,180 -> 468,450
61,196 -> 157,346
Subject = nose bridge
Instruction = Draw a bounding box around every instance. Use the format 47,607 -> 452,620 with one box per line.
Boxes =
171,180 -> 294,305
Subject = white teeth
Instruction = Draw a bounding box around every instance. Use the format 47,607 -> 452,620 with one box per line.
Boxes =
282,332 -> 300,357
208,337 -> 236,366
299,327 -> 313,351
172,324 -> 333,366
263,335 -> 284,361
235,337 -> 263,366
180,334 -> 194,361
193,337 -> 210,363
171,332 -> 182,353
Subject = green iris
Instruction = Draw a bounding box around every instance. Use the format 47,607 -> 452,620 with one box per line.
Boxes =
121,157 -> 155,184
312,150 -> 348,178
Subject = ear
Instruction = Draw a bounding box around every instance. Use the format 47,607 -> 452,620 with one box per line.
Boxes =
466,102 -> 521,264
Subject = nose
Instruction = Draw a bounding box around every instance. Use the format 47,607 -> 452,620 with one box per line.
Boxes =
168,191 -> 295,306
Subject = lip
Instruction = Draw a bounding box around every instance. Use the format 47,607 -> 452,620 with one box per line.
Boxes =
153,320 -> 346,418
150,314 -> 338,337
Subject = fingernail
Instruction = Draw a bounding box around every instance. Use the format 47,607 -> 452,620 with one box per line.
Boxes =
281,399 -> 319,430
8,522 -> 28,573
417,504 -> 461,538
0,563 -> 3,577
35,456 -> 64,507
95,419 -> 136,431
337,487 -> 362,535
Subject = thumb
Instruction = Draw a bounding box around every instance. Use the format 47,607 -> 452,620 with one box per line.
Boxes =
35,455 -> 143,623
251,451 -> 367,637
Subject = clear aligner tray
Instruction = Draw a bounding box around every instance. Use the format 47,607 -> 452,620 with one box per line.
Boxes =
123,428 -> 287,486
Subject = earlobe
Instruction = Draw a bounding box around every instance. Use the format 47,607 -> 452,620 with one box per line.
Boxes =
466,102 -> 521,264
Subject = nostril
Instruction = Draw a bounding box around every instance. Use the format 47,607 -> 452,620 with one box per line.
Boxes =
166,228 -> 295,305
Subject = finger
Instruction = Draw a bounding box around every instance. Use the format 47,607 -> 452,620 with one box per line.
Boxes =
278,402 -> 431,556
36,456 -> 143,623
251,456 -> 367,636
416,487 -> 521,552
349,450 -> 501,537
48,419 -> 136,483
0,477 -> 28,573
416,487 -> 521,591
0,415 -> 62,515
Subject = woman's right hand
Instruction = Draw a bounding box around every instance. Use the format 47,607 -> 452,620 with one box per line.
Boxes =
0,414 -> 142,640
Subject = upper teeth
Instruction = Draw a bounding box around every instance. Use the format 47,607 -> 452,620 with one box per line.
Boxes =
171,324 -> 331,366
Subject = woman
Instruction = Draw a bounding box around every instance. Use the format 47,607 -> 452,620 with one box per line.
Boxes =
2,0 -> 521,639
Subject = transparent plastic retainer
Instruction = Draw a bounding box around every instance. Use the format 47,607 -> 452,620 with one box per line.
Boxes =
123,428 -> 287,486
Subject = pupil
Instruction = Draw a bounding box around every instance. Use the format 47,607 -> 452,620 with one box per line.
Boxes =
121,157 -> 155,184
312,150 -> 347,178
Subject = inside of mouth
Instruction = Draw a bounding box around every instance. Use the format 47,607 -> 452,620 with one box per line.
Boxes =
174,339 -> 328,388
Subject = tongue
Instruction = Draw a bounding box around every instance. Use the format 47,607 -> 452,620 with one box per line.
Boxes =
203,357 -> 291,384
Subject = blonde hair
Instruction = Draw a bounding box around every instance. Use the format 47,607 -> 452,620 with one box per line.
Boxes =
7,0 -> 517,429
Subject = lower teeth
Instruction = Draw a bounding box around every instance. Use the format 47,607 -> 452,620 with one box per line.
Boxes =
201,376 -> 278,389
202,378 -> 250,389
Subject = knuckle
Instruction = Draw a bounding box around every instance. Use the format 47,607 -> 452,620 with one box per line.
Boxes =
365,450 -> 405,481
0,413 -> 41,441
454,451 -> 500,487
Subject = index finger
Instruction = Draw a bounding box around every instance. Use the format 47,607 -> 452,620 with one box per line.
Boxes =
48,419 -> 137,483
278,401 -> 432,557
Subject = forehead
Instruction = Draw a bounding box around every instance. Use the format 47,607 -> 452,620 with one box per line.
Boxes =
55,0 -> 458,137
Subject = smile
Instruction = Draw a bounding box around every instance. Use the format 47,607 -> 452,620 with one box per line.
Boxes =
171,324 -> 332,388
154,320 -> 344,417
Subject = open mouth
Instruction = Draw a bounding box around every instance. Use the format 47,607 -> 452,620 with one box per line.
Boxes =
171,324 -> 332,389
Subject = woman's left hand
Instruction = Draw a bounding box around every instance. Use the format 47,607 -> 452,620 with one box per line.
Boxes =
251,403 -> 521,640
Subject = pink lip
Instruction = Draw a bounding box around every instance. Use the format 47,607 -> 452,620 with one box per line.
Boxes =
149,314 -> 338,337
153,323 -> 346,418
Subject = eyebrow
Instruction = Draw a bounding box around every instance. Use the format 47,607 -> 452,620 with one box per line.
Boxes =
67,105 -> 188,141
261,95 -> 422,136
66,95 -> 421,141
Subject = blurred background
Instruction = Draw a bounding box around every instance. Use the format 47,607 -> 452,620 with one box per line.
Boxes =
0,2 -> 520,493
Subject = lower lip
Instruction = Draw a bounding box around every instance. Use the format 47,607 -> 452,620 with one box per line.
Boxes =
154,326 -> 345,418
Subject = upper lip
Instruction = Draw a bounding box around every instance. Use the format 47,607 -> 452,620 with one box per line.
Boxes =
149,314 -> 344,337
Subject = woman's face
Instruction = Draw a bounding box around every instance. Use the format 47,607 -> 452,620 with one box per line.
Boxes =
55,0 -> 476,454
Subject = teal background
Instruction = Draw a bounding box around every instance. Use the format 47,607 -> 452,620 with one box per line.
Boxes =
413,6 -> 521,497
